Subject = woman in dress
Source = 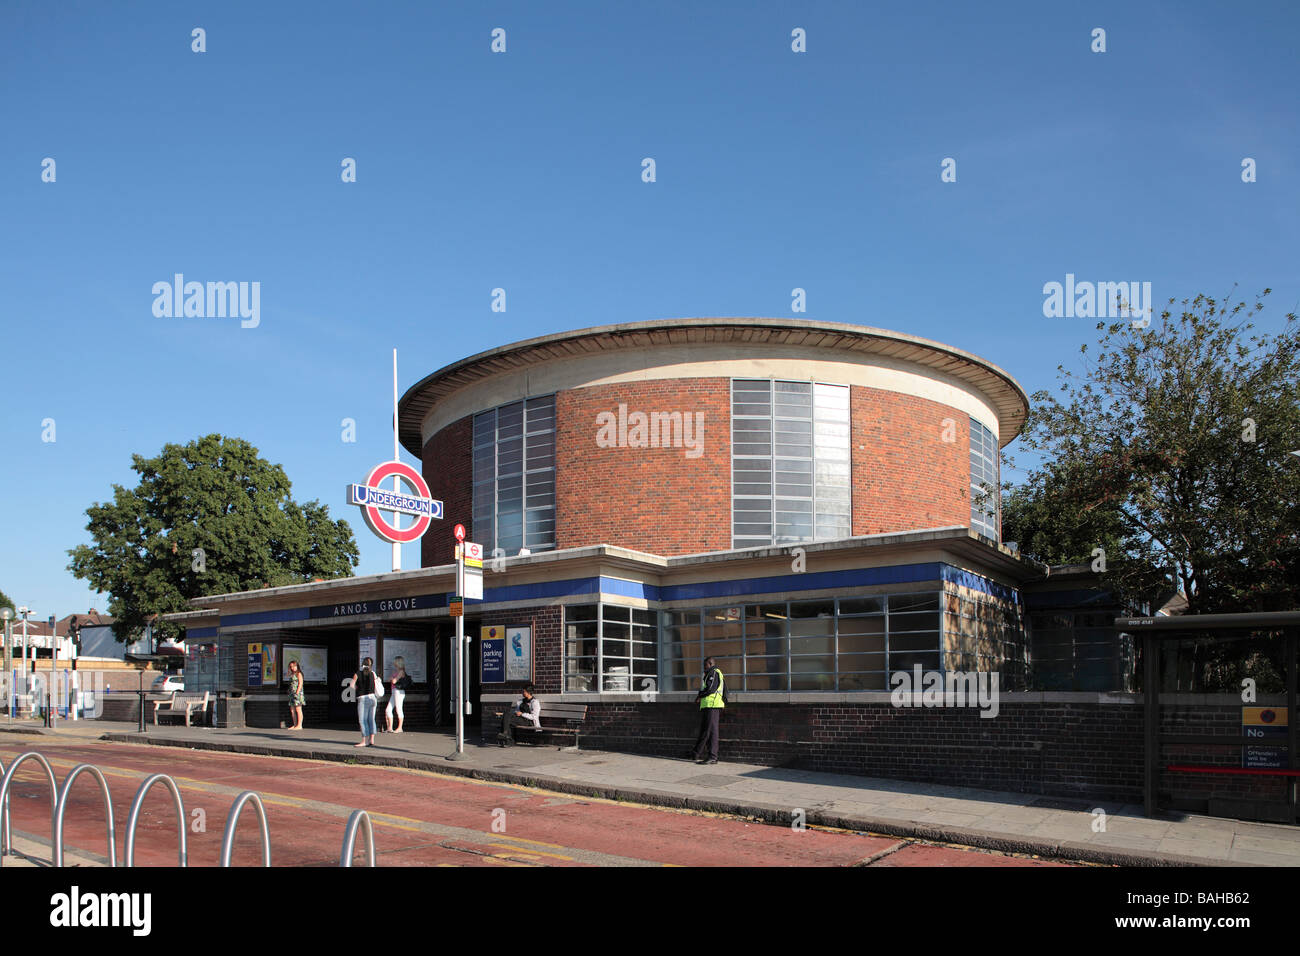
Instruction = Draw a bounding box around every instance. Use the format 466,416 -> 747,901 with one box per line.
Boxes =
287,659 -> 306,730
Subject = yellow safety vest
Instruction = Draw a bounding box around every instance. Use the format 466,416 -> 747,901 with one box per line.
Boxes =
700,667 -> 725,709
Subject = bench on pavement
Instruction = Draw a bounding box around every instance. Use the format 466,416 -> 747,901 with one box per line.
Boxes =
154,691 -> 210,727
490,702 -> 589,751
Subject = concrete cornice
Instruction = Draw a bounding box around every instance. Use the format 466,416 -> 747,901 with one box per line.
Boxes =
397,317 -> 1030,456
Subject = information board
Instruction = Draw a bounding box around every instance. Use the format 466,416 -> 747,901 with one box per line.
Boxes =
481,626 -> 506,683
381,638 -> 428,683
282,646 -> 328,683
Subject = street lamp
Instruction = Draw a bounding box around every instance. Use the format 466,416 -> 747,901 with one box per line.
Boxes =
1,607 -> 11,722
17,607 -> 30,718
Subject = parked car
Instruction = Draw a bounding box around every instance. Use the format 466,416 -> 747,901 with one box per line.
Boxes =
152,674 -> 185,694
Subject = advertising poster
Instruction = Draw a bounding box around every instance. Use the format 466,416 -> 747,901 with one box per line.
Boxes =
262,643 -> 277,686
382,638 -> 428,682
506,626 -> 532,682
282,646 -> 328,683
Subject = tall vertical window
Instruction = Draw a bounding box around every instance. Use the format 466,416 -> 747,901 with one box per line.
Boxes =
969,417 -> 999,540
472,395 -> 556,554
731,380 -> 850,548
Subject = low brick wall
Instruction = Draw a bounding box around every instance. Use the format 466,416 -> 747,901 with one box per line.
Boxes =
482,692 -> 1288,809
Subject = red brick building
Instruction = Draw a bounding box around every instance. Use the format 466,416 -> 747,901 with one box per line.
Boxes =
168,319 -> 1174,804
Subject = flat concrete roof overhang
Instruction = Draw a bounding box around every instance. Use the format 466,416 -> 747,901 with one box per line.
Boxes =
172,527 -> 1045,625
397,318 -> 1031,455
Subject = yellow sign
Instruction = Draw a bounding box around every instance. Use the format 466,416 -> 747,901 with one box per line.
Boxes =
1242,707 -> 1288,727
466,558 -> 483,569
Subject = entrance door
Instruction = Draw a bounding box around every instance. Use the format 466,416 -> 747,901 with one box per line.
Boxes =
329,643 -> 359,724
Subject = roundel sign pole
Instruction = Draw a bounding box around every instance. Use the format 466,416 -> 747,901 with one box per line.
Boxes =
346,461 -> 444,569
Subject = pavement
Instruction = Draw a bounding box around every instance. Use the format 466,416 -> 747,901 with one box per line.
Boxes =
5,718 -> 1300,866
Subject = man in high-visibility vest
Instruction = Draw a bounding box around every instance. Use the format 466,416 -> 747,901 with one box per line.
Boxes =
692,656 -> 725,764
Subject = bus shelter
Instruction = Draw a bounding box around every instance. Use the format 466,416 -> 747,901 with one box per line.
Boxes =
1121,611 -> 1300,823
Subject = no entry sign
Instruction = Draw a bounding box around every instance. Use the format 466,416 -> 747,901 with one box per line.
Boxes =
347,461 -> 443,544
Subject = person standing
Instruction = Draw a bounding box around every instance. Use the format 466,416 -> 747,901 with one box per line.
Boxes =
496,684 -> 541,746
350,657 -> 379,748
385,656 -> 412,733
286,659 -> 306,730
692,657 -> 725,764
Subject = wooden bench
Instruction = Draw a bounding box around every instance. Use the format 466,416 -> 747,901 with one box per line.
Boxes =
490,702 -> 589,751
154,691 -> 210,727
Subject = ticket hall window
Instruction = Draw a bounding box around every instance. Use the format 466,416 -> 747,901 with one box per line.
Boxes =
563,603 -> 658,693
660,593 -> 943,692
731,379 -> 850,549
473,395 -> 556,555
969,417 -> 1000,540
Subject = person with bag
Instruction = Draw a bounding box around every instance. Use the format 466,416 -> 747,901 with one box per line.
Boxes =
350,657 -> 380,748
691,657 -> 726,764
385,656 -> 413,733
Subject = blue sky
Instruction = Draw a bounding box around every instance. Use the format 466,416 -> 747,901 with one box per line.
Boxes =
2,0 -> 1297,620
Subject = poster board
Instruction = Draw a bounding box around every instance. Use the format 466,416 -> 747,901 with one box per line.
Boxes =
505,626 -> 532,682
282,646 -> 328,683
247,643 -> 263,687
381,638 -> 428,683
481,626 -> 506,682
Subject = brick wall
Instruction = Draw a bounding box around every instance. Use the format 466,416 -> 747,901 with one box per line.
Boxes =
421,380 -> 982,567
475,695 -> 1285,810
420,412 -> 474,568
555,379 -> 732,554
479,604 -> 563,695
851,386 -> 972,535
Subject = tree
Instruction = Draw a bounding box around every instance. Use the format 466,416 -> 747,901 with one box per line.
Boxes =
0,589 -> 14,616
1015,289 -> 1300,615
69,435 -> 360,643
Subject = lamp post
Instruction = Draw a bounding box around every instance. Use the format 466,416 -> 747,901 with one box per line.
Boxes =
17,607 -> 30,718
1,607 -> 11,723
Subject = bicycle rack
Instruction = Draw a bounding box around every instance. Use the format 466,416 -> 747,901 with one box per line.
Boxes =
339,809 -> 376,867
124,773 -> 187,867
0,752 -> 58,868
54,764 -> 117,867
0,758 -> 8,857
219,791 -> 271,867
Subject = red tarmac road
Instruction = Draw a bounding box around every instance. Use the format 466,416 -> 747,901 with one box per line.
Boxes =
0,741 -> 1075,867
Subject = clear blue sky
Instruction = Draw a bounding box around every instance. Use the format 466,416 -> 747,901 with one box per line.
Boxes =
2,0 -> 1296,620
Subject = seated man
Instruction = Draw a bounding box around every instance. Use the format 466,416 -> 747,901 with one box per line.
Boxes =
497,684 -> 541,746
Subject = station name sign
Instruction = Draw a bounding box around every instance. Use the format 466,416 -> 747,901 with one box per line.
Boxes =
309,592 -> 448,620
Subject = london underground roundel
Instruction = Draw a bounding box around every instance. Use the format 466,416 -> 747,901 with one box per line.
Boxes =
346,461 -> 443,544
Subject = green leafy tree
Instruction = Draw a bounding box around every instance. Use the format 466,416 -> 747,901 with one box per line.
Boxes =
1016,289 -> 1300,615
0,589 -> 14,616
69,435 -> 360,643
